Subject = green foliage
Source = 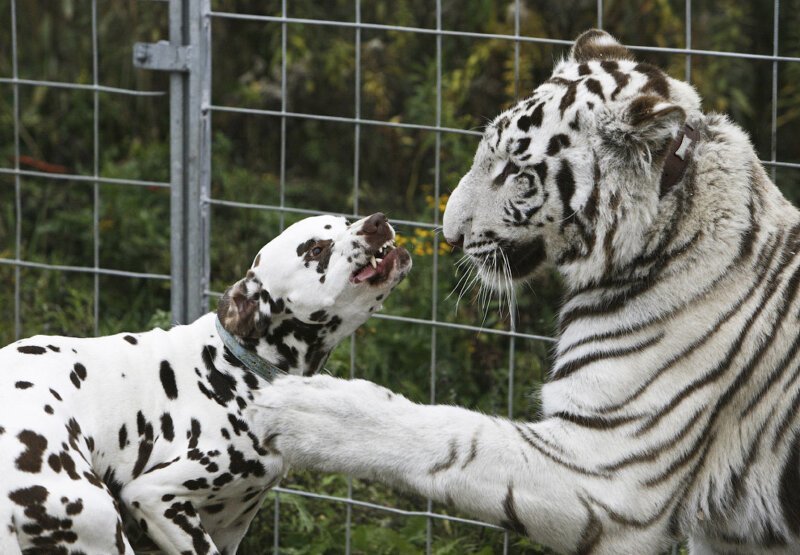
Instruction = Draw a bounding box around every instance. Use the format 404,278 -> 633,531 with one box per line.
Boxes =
0,0 -> 798,552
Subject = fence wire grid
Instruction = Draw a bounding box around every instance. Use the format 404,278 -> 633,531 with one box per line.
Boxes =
2,0 -> 800,553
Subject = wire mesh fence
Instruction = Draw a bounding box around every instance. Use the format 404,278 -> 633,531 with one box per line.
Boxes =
2,0 -> 800,553
1,0 -> 172,345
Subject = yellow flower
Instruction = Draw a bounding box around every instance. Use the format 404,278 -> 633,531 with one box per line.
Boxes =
438,194 -> 449,214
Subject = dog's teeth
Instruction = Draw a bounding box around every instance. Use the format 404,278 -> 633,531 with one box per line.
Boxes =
370,256 -> 377,268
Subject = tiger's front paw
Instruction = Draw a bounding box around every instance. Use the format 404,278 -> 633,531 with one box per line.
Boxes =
249,374 -> 402,467
258,374 -> 395,413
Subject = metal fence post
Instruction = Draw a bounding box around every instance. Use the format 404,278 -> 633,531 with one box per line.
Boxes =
187,0 -> 212,324
134,0 -> 211,325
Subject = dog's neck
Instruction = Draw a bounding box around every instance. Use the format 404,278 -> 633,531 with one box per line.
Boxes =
222,313 -> 344,377
215,318 -> 281,381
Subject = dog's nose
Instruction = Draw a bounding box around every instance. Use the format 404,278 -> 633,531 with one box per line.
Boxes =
446,234 -> 464,249
360,213 -> 389,236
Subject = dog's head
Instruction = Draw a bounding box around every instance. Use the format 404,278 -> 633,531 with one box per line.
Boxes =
217,214 -> 412,348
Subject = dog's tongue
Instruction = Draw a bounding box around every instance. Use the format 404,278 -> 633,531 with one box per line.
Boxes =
353,265 -> 378,283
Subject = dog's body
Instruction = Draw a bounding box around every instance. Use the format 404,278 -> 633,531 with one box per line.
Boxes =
1,214 -> 410,554
1,314 -> 279,554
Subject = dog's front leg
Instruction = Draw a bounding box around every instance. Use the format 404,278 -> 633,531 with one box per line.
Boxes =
120,468 -> 220,555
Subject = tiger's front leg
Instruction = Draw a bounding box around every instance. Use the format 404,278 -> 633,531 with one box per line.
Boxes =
251,374 -> 670,554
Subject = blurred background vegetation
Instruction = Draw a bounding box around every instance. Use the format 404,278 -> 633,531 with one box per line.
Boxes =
1,0 -> 800,553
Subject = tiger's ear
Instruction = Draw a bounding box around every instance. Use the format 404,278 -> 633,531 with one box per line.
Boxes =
570,29 -> 635,63
216,271 -> 270,339
624,94 -> 686,146
599,94 -> 685,148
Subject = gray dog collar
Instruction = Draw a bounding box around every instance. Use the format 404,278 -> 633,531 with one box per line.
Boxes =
215,317 -> 282,382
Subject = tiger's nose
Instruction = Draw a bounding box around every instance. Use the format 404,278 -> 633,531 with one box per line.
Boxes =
359,213 -> 389,236
446,234 -> 464,249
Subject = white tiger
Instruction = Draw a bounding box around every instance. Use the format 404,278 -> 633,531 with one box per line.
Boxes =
251,30 -> 800,553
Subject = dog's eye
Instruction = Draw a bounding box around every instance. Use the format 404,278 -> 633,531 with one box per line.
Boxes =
311,246 -> 323,256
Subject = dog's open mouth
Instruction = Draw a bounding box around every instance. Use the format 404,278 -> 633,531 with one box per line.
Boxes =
350,241 -> 409,285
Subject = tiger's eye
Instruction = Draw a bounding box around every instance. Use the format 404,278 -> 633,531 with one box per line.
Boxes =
493,161 -> 520,188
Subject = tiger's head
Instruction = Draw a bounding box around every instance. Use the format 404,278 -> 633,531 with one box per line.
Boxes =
443,29 -> 702,290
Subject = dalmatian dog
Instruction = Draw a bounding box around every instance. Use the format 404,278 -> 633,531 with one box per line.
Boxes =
0,213 -> 411,555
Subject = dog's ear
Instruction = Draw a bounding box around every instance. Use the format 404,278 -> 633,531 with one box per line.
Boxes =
217,271 -> 270,339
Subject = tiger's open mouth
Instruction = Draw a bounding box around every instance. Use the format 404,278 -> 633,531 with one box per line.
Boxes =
350,240 -> 409,285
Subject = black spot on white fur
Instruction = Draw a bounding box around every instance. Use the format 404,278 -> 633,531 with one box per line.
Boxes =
160,360 -> 179,400
15,430 -> 48,473
17,345 -> 46,355
69,363 -> 87,389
